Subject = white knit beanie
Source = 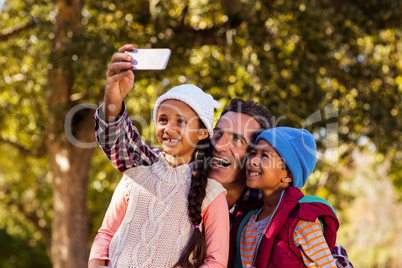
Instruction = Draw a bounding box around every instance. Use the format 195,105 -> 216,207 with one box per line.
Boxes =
153,84 -> 221,137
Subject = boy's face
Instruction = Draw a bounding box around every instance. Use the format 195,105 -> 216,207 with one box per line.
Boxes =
246,139 -> 292,191
155,99 -> 208,165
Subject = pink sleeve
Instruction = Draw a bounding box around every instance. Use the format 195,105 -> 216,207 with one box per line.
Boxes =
200,192 -> 230,268
88,177 -> 129,264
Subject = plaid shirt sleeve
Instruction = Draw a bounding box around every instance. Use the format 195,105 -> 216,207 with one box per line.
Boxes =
332,243 -> 354,268
94,102 -> 160,173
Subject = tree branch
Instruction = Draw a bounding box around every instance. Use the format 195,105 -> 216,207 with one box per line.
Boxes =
0,136 -> 47,158
0,18 -> 50,42
0,21 -> 36,42
169,1 -> 246,48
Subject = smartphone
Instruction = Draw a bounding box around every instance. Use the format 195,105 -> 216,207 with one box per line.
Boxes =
124,48 -> 171,70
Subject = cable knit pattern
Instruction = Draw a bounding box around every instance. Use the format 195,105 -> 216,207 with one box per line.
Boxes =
108,156 -> 225,268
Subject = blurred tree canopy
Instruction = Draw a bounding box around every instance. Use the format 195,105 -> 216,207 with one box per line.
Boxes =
0,0 -> 401,267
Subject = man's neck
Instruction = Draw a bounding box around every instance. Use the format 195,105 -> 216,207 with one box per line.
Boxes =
225,183 -> 247,207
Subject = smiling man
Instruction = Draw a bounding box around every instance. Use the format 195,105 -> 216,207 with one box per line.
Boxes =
207,99 -> 273,224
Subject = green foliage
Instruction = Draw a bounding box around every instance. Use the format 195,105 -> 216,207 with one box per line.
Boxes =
0,145 -> 52,267
0,228 -> 51,268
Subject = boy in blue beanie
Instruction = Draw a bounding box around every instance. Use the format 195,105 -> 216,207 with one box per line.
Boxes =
228,127 -> 341,268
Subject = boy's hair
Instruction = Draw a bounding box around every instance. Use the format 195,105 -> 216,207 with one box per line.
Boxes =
174,120 -> 211,268
220,98 -> 274,131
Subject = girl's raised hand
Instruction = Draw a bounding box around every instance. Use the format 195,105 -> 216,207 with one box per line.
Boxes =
103,44 -> 135,121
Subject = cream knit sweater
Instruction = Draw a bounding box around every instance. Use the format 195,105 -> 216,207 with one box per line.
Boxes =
108,157 -> 226,268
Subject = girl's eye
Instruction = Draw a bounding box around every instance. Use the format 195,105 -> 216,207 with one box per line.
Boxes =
178,119 -> 186,124
263,153 -> 270,159
158,118 -> 167,123
249,151 -> 257,156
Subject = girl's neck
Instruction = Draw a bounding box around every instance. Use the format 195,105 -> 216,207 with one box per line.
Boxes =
163,153 -> 193,167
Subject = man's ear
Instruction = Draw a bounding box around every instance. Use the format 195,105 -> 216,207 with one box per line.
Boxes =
197,129 -> 209,140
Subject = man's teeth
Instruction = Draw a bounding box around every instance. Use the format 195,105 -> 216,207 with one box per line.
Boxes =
212,157 -> 230,167
250,171 -> 260,176
167,139 -> 179,142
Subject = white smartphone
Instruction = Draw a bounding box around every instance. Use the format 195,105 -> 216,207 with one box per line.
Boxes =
124,48 -> 171,70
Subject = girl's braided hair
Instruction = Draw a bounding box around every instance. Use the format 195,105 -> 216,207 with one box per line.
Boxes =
174,120 -> 212,268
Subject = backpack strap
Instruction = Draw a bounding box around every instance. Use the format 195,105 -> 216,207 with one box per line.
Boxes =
298,195 -> 337,217
296,195 -> 339,251
298,195 -> 337,231
298,196 -> 353,268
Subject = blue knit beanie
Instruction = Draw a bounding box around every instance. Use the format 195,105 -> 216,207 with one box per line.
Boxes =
255,127 -> 317,188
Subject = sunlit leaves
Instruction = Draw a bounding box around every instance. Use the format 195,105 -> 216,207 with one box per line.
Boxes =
0,142 -> 51,266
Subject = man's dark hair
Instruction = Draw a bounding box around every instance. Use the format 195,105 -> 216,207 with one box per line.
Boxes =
220,98 -> 274,130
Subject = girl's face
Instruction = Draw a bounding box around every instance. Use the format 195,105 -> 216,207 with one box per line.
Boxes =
156,99 -> 208,165
246,139 -> 291,191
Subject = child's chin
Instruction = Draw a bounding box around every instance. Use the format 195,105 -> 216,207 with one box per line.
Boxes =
246,180 -> 255,188
162,147 -> 176,155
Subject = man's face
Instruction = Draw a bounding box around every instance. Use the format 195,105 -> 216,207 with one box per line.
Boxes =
209,112 -> 261,189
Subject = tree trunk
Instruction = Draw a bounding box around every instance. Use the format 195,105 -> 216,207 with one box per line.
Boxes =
48,141 -> 94,268
47,0 -> 92,267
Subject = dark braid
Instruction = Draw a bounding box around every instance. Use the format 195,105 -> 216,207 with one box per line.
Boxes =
174,121 -> 212,268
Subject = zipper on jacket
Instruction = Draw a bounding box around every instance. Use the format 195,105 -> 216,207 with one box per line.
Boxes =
252,190 -> 286,266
